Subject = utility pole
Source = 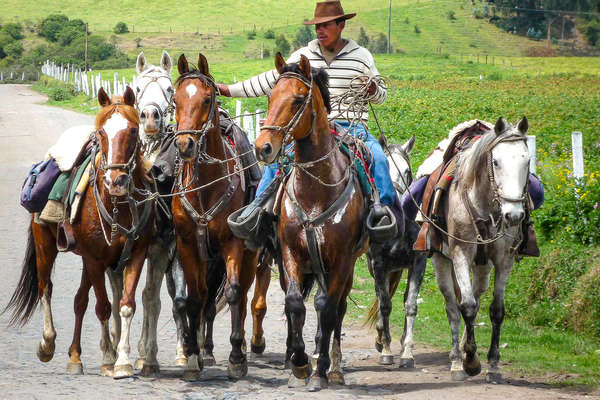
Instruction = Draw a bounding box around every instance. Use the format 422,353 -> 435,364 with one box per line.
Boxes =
387,0 -> 392,53
84,23 -> 89,71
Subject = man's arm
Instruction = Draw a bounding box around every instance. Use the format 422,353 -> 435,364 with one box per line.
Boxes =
364,51 -> 387,104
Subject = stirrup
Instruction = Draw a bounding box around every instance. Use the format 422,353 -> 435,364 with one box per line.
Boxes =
366,205 -> 397,243
56,221 -> 76,252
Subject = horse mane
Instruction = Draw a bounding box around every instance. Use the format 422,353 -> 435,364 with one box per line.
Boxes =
280,63 -> 331,113
95,98 -> 140,130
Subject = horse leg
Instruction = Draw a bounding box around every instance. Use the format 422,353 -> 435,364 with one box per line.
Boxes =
223,241 -> 251,380
432,253 -> 465,381
165,248 -> 188,366
86,261 -> 117,377
399,255 -> 427,368
66,262 -> 92,375
201,259 -> 222,367
371,249 -> 394,365
451,246 -> 481,377
106,268 -> 123,352
327,280 -> 351,386
250,254 -> 271,355
486,257 -> 514,383
32,222 -> 58,363
113,249 -> 146,379
138,241 -> 168,376
312,286 -> 326,371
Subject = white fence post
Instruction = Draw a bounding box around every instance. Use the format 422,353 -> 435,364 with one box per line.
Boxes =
235,100 -> 242,128
255,108 -> 262,143
571,131 -> 584,179
526,135 -> 536,174
243,111 -> 254,142
113,72 -> 119,96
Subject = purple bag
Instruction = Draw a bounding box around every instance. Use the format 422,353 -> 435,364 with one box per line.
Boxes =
20,158 -> 61,213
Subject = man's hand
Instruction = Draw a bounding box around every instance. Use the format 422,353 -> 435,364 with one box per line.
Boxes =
367,80 -> 377,96
216,83 -> 231,97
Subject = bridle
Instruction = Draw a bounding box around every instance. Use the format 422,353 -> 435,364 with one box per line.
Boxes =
135,67 -> 175,133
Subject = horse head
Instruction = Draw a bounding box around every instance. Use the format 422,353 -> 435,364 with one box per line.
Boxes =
491,116 -> 530,226
134,51 -> 174,139
255,53 -> 330,164
173,53 -> 217,160
384,135 -> 415,194
95,86 -> 141,196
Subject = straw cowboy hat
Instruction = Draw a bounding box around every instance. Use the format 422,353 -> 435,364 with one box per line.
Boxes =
302,1 -> 356,25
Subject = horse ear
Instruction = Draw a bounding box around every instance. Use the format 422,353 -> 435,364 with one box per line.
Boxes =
299,54 -> 311,79
494,116 -> 506,135
123,86 -> 136,107
136,51 -> 147,74
177,53 -> 189,75
517,116 -> 529,135
98,87 -> 111,107
275,52 -> 285,74
161,50 -> 172,74
402,135 -> 416,154
197,53 -> 210,77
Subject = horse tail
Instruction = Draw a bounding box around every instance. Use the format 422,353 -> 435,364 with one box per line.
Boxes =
214,259 -> 228,315
365,269 -> 403,328
3,225 -> 40,327
302,274 -> 315,301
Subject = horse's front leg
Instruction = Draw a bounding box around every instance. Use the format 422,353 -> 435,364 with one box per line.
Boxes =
312,286 -> 326,371
106,268 -> 123,351
250,252 -> 271,355
369,247 -> 394,365
113,247 -> 147,379
399,254 -> 427,368
327,279 -> 352,387
165,246 -> 188,366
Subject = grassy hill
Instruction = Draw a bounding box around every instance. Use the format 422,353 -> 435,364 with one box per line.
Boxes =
6,0 -> 549,62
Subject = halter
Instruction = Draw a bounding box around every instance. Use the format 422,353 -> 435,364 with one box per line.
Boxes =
95,127 -> 140,177
135,67 -> 175,132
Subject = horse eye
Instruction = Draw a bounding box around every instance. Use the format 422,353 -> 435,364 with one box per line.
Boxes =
167,87 -> 173,93
493,159 -> 499,167
203,98 -> 210,105
130,128 -> 138,134
136,87 -> 140,92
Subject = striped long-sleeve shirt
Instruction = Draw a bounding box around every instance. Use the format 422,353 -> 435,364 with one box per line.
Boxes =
227,39 -> 387,121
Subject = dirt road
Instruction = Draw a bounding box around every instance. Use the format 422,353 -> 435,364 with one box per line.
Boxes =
0,84 -> 594,399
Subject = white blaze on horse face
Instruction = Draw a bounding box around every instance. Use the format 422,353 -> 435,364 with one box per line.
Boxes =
102,112 -> 129,185
492,140 -> 530,224
134,67 -> 174,139
186,84 -> 198,99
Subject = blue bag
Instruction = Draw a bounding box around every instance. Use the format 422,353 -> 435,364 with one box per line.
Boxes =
20,158 -> 61,213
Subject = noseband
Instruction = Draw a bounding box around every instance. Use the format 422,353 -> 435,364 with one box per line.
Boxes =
173,72 -> 217,144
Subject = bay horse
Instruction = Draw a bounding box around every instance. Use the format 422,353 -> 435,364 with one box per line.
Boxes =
106,51 -> 190,376
4,87 -> 154,378
171,53 -> 269,380
431,117 -> 530,382
255,53 -> 368,391
365,136 -> 428,367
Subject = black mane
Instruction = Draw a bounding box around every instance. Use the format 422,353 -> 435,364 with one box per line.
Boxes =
280,63 -> 331,113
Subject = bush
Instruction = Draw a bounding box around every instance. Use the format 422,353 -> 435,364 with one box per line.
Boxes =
582,18 -> 600,46
113,22 -> 129,34
2,23 -> 25,40
263,48 -> 271,57
358,27 -> 369,47
274,34 -> 291,57
135,37 -> 142,48
40,14 -> 69,42
368,33 -> 390,54
447,10 -> 457,21
3,40 -> 24,58
247,30 -> 256,40
48,85 -> 75,101
264,29 -> 275,39
414,25 -> 421,34
293,24 -> 314,49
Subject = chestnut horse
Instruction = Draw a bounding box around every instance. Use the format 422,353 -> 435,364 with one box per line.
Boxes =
255,53 -> 368,391
171,53 -> 269,380
4,87 -> 154,378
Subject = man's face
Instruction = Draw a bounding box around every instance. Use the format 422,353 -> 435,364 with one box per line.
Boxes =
315,20 -> 344,49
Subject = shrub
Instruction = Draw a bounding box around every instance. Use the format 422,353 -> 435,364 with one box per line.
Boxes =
358,27 -> 369,47
135,37 -> 142,48
414,25 -> 421,34
2,23 -> 25,40
264,29 -> 275,39
369,33 -> 390,54
293,24 -> 314,49
49,85 -> 74,101
40,14 -> 69,42
447,10 -> 457,21
3,40 -> 24,58
274,34 -> 290,57
247,30 -> 256,40
263,48 -> 271,57
113,22 -> 129,34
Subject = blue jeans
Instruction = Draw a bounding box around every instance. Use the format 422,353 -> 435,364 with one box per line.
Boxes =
255,120 -> 396,208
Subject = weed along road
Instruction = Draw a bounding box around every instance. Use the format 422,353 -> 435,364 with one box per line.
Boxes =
0,84 -> 594,399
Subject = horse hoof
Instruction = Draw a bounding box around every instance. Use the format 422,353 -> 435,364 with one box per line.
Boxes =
287,373 -> 307,388
134,358 -> 145,370
451,369 -> 469,381
141,364 -> 160,377
175,356 -> 188,367
463,361 -> 482,377
202,352 -> 216,367
328,371 -> 345,385
227,360 -> 248,380
311,354 -> 319,371
101,364 -> 114,377
379,354 -> 394,365
183,369 -> 201,381
66,361 -> 84,375
37,343 -> 55,363
113,364 -> 134,379
375,340 -> 383,353
251,340 -> 266,355
291,363 -> 312,379
308,374 -> 328,392
486,371 -> 503,383
399,357 -> 415,369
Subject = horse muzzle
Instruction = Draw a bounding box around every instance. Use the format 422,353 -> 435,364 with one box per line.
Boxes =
103,173 -> 130,196
140,108 -> 161,135
502,208 -> 524,227
256,142 -> 276,164
176,136 -> 196,160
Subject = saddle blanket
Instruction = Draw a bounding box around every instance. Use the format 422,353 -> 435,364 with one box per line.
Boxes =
45,125 -> 94,171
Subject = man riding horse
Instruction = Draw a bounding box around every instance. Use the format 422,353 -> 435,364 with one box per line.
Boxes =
219,0 -> 400,246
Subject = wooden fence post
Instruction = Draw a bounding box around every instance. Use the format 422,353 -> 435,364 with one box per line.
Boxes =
571,131 -> 584,179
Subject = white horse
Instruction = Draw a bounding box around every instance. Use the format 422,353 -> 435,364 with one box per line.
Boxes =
431,117 -> 530,382
106,51 -> 190,377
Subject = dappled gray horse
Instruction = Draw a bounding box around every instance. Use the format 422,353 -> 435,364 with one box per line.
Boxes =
431,117 -> 531,382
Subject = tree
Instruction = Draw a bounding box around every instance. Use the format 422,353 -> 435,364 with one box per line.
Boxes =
358,27 -> 370,47
113,22 -> 129,34
2,23 -> 24,40
264,29 -> 275,39
40,14 -> 69,42
4,40 -> 24,58
369,33 -> 390,54
274,34 -> 291,57
293,24 -> 314,49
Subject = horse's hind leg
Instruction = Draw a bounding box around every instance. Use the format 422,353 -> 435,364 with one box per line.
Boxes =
370,249 -> 394,365
67,262 -> 92,375
251,252 -> 271,355
432,253 -> 465,381
165,247 -> 188,366
399,255 -> 427,368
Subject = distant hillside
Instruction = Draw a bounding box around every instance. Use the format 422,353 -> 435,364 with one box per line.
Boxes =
4,0 -> 548,62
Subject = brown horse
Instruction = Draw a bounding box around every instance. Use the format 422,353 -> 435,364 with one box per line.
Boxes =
4,87 -> 154,378
254,53 -> 368,391
171,53 -> 270,380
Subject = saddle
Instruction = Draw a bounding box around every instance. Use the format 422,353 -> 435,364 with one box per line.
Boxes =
413,121 -> 491,254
